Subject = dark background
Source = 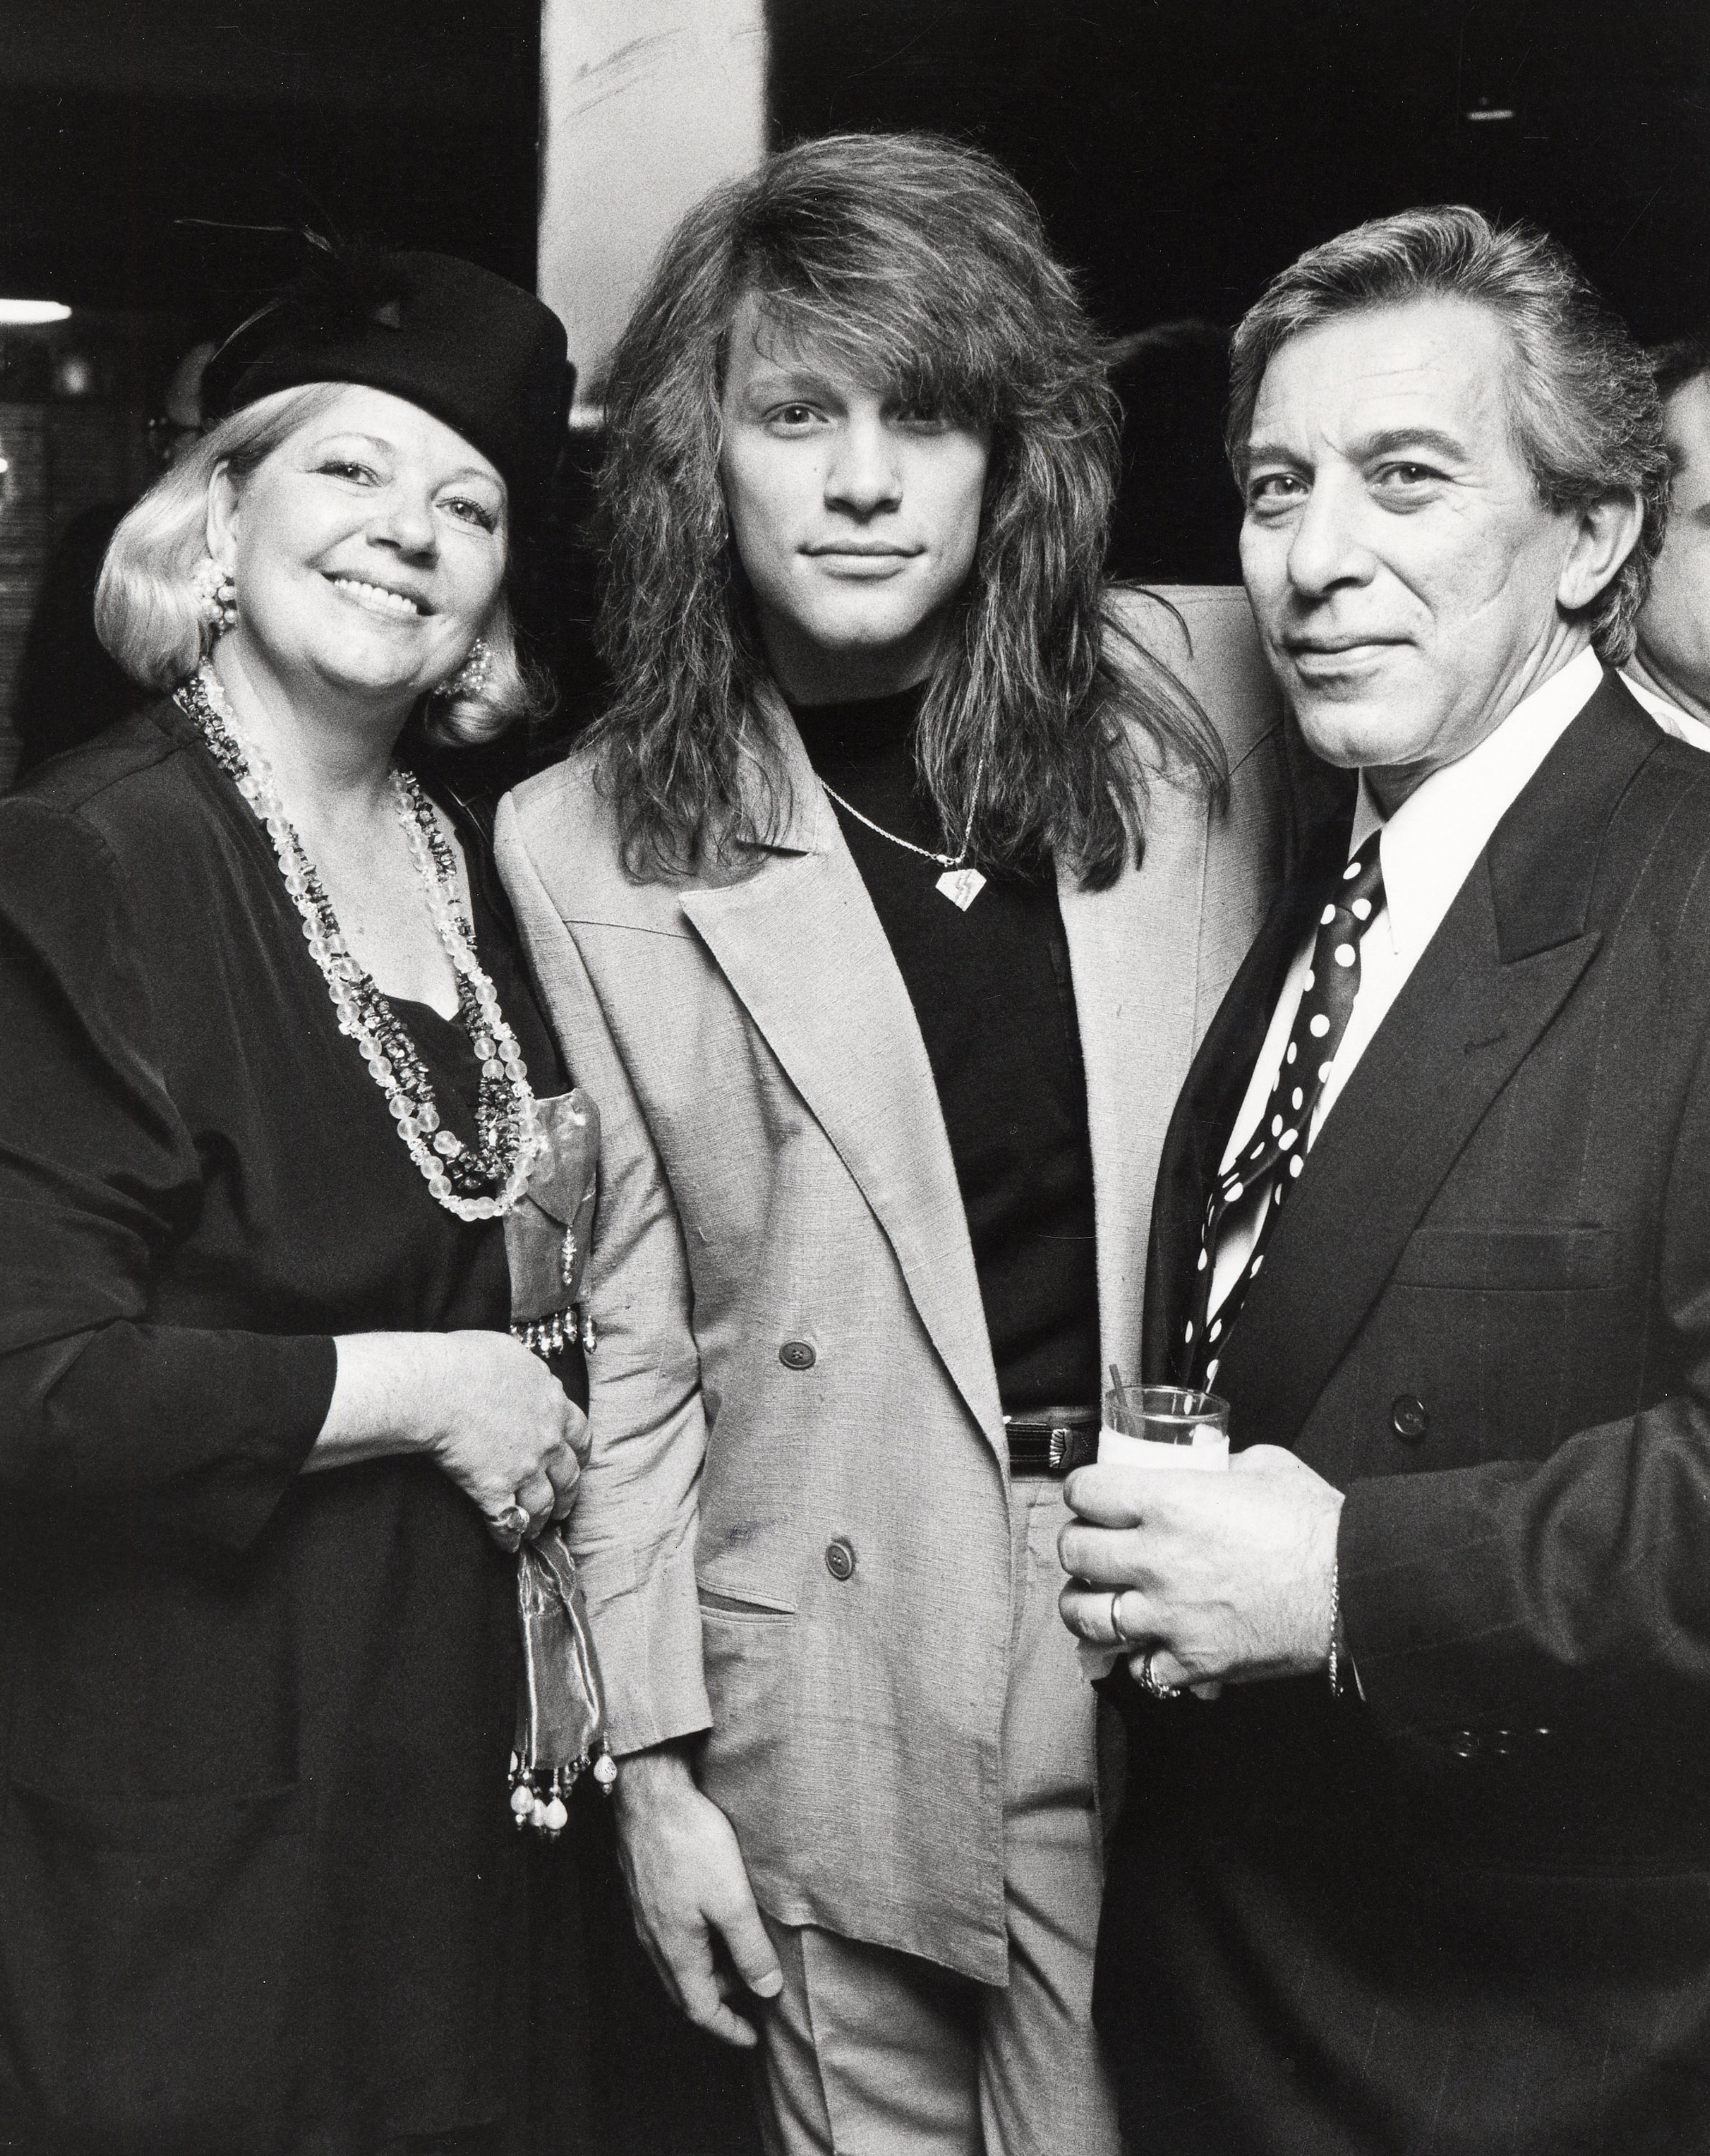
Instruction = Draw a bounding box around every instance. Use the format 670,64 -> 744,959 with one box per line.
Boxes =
0,0 -> 541,318
771,0 -> 1710,338
17,0 -> 1697,339
1,6 -> 1706,2138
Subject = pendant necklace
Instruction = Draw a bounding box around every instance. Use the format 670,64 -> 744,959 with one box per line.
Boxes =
175,664 -> 542,1221
819,752 -> 989,911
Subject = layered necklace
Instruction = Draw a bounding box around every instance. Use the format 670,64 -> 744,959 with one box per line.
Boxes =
176,664 -> 542,1221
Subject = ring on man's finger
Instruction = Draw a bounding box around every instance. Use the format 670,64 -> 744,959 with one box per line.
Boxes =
497,1503 -> 531,1537
1137,1649 -> 1186,1703
1109,1589 -> 1129,1643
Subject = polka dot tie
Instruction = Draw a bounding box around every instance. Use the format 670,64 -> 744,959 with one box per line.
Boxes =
1183,831 -> 1386,1390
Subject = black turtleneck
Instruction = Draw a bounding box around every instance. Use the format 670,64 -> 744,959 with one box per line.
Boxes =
788,682 -> 1099,1415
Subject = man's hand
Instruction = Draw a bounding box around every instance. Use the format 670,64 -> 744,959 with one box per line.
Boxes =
612,1743 -> 784,2048
1058,1445 -> 1344,1689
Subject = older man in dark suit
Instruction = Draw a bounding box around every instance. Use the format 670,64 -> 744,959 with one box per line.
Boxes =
1060,204 -> 1710,2155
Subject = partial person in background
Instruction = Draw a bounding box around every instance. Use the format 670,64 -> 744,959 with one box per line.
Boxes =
0,249 -> 589,2155
9,341 -> 214,779
499,132 -> 1313,2156
1624,330 -> 1710,747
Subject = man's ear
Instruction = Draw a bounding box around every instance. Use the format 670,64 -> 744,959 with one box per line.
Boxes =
205,460 -> 239,566
1558,489 -> 1643,613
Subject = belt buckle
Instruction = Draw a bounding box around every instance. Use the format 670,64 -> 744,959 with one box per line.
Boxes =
1047,1425 -> 1073,1471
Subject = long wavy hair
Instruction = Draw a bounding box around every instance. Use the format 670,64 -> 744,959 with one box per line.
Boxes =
587,131 -> 1226,888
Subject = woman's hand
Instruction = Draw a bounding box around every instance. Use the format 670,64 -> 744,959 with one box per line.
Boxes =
310,1331 -> 591,1547
420,1332 -> 590,1546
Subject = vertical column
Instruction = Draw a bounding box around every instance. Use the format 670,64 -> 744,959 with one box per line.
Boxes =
538,0 -> 768,418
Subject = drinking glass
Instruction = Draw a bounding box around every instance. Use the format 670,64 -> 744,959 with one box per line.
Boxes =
1078,1378 -> 1232,1689
1100,1380 -> 1229,1472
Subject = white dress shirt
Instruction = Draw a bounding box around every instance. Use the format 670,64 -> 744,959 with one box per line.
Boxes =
1619,665 -> 1710,753
1207,646 -> 1606,1323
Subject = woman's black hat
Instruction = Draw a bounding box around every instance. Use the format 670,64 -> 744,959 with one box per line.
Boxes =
201,241 -> 573,503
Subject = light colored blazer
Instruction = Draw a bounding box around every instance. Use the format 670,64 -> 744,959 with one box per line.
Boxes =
496,586 -> 1297,1980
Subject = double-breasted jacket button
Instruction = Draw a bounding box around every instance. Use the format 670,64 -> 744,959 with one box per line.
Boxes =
1449,1729 -> 1480,1760
1390,1394 -> 1429,1442
824,1537 -> 856,1582
780,1340 -> 816,1370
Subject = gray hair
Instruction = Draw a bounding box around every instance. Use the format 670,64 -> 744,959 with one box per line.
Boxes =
94,382 -> 542,745
1226,205 -> 1668,664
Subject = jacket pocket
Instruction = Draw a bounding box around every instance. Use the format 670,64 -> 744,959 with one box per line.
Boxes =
698,1583 -> 796,1622
0,1779 -> 310,2155
1394,1223 -> 1619,1291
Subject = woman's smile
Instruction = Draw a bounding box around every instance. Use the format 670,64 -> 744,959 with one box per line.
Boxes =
325,571 -> 435,622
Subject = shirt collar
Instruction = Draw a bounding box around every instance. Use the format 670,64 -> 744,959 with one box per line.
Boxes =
1349,645 -> 1604,969
1620,665 -> 1710,752
1619,665 -> 1685,727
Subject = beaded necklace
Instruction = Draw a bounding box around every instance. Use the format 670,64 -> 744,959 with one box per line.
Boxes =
176,665 -> 542,1221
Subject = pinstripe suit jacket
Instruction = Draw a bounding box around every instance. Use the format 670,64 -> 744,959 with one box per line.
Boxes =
1100,673 -> 1710,2152
496,589 -> 1310,1978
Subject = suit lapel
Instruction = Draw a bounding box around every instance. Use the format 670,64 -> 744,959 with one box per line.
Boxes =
1210,673 -> 1659,1451
679,714 -> 1004,1455
1214,879 -> 1598,1448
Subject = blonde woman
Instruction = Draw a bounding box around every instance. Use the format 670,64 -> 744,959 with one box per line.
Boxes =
0,249 -> 586,2156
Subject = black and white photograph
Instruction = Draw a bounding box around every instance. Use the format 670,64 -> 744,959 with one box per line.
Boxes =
3,4 -> 1710,2152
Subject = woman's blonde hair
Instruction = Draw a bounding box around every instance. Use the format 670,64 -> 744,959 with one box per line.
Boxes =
95,382 -> 543,744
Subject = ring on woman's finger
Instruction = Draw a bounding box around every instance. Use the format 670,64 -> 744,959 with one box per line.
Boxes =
497,1503 -> 531,1538
1137,1649 -> 1186,1703
1109,1589 -> 1130,1644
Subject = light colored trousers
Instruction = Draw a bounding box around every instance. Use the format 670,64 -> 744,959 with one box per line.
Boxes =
751,1475 -> 1122,2156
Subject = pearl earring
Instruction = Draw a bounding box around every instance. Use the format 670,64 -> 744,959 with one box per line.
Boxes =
443,636 -> 491,700
191,555 -> 238,636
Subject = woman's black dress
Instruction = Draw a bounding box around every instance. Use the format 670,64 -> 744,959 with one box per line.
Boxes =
0,698 -> 568,2156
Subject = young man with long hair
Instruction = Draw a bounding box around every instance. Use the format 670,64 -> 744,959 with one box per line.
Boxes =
499,132 -> 1303,2153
